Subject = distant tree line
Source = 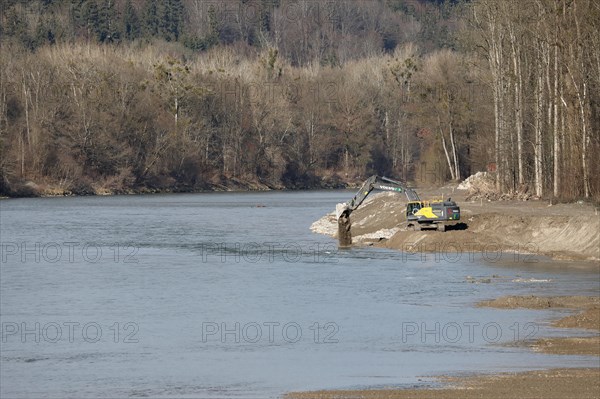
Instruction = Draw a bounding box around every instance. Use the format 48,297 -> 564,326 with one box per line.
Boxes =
0,0 -> 598,201
0,0 -> 457,60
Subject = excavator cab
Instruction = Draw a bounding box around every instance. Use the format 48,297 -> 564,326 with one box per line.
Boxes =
406,202 -> 422,219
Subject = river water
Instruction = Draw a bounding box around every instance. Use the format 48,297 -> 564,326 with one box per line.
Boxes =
1,191 -> 598,398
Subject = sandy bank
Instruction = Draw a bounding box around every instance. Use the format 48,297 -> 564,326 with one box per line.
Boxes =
312,189 -> 600,262
285,368 -> 600,399
479,295 -> 600,357
286,294 -> 599,398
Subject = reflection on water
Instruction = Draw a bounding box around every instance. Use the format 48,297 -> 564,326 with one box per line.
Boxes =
1,191 -> 598,398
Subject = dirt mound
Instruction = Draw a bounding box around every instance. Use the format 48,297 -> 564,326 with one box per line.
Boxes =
457,171 -> 495,191
312,189 -> 600,261
381,213 -> 599,261
458,172 -> 499,200
458,172 -> 540,201
311,192 -> 408,243
310,212 -> 338,236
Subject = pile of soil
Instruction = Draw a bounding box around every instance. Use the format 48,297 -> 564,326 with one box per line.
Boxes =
458,172 -> 540,201
312,190 -> 600,261
457,171 -> 496,191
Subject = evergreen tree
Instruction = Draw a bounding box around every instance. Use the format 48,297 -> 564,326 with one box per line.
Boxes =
206,4 -> 219,45
122,0 -> 140,40
160,0 -> 184,42
260,0 -> 274,33
70,0 -> 87,32
83,0 -> 100,40
144,0 -> 160,37
4,6 -> 31,48
34,16 -> 56,47
97,0 -> 120,42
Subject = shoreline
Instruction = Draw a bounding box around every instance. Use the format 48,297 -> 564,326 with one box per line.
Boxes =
303,190 -> 599,398
479,295 -> 600,357
285,294 -> 600,398
0,175 -> 359,199
0,185 -> 353,200
285,368 -> 600,399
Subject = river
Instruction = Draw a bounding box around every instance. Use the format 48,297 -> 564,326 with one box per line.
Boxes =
1,191 -> 598,398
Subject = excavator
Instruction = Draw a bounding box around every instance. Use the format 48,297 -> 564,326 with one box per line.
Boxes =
336,176 -> 460,247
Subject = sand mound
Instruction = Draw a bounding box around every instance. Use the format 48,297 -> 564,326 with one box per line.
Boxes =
311,188 -> 600,261
457,171 -> 494,191
311,192 -> 409,243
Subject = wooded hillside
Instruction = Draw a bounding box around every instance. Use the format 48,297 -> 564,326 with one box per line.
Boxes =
0,0 -> 598,201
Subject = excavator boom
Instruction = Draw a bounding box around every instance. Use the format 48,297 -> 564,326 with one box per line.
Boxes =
337,176 -> 419,219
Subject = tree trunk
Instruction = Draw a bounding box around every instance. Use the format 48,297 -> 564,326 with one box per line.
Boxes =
510,29 -> 524,185
449,118 -> 460,181
437,115 -> 455,180
571,0 -> 591,198
22,79 -> 31,150
444,91 -> 460,181
569,67 -> 591,199
552,42 -> 560,198
493,81 -> 501,191
534,73 -> 544,197
475,4 -> 504,191
19,131 -> 25,177
582,80 -> 590,198
545,43 -> 552,176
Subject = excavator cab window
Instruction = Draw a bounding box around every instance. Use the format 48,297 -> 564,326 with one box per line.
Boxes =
406,202 -> 422,216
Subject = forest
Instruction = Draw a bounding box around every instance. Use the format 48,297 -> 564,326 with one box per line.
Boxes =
0,0 -> 598,201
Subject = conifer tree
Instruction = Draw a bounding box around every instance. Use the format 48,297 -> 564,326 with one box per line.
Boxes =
122,0 -> 140,40
144,0 -> 160,37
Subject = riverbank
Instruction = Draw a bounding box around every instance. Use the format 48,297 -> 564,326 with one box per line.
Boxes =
285,368 -> 600,399
0,173 -> 354,198
286,295 -> 599,398
479,295 -> 600,357
311,187 -> 600,262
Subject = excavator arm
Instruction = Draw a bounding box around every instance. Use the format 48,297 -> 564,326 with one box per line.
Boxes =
336,176 -> 420,220
336,175 -> 461,247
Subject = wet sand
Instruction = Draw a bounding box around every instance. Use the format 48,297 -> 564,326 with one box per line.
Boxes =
480,295 -> 600,357
285,368 -> 600,399
286,295 -> 599,398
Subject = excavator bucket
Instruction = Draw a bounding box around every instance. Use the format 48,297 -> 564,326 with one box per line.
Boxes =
335,203 -> 350,220
338,214 -> 352,248
336,203 -> 352,248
